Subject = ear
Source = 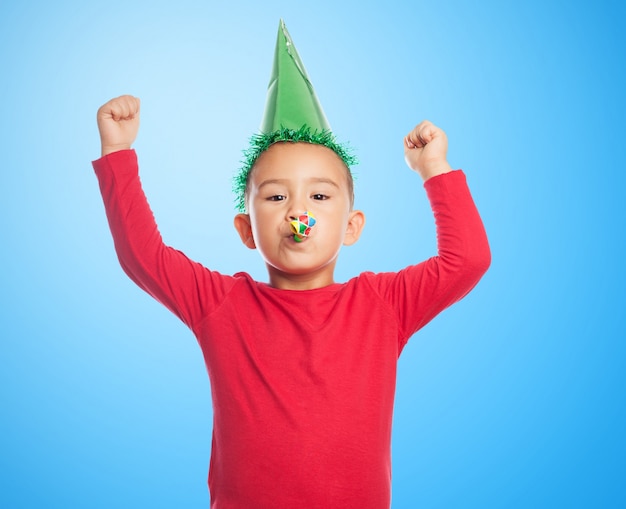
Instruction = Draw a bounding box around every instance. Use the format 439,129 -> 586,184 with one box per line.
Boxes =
234,213 -> 256,249
343,210 -> 366,246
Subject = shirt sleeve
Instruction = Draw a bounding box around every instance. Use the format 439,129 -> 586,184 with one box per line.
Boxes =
92,149 -> 235,331
363,170 -> 491,351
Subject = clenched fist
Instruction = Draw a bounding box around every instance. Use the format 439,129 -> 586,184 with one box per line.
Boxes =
404,121 -> 452,181
97,95 -> 141,157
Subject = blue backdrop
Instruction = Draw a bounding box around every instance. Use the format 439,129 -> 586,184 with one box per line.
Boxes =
1,1 -> 624,507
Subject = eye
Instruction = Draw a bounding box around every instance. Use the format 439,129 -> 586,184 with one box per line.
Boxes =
267,195 -> 286,201
312,194 -> 329,200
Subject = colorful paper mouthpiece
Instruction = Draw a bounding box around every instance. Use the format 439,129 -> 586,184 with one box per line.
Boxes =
290,211 -> 316,242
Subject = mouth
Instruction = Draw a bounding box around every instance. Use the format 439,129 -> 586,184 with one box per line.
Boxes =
288,233 -> 309,242
283,229 -> 311,243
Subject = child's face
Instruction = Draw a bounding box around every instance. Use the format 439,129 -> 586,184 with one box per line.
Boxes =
234,142 -> 365,289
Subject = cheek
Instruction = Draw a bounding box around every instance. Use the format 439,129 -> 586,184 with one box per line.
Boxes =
318,212 -> 348,241
249,211 -> 275,244
250,219 -> 265,242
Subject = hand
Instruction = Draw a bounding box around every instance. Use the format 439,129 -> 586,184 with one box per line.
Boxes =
97,95 -> 141,157
404,121 -> 452,181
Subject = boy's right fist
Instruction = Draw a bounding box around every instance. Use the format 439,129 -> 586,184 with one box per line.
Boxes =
97,95 -> 140,157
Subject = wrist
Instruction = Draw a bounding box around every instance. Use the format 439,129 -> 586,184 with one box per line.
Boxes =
420,161 -> 453,182
101,144 -> 132,157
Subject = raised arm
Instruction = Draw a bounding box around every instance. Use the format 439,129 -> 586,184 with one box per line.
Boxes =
93,96 -> 233,331
366,122 -> 490,349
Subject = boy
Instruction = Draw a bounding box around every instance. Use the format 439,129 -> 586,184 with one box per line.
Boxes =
93,21 -> 490,509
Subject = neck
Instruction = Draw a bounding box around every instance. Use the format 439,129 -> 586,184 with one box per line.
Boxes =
267,265 -> 337,291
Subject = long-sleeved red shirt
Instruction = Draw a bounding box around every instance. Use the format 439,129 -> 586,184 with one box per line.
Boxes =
94,149 -> 490,508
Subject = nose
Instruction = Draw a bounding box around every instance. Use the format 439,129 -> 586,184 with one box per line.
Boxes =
286,202 -> 306,222
287,209 -> 306,222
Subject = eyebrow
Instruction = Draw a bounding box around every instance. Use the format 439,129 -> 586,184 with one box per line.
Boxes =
257,177 -> 341,190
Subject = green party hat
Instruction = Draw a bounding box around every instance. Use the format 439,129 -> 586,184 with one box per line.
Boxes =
260,19 -> 331,134
233,19 -> 356,212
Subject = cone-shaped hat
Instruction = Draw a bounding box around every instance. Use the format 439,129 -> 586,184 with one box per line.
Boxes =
260,20 -> 331,134
233,20 -> 356,213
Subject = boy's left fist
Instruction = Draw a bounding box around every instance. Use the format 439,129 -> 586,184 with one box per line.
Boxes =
404,121 -> 452,181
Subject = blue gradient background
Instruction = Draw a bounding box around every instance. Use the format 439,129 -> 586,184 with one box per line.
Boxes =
1,1 -> 624,507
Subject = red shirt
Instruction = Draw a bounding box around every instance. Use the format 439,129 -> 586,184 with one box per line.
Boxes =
93,150 -> 490,508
